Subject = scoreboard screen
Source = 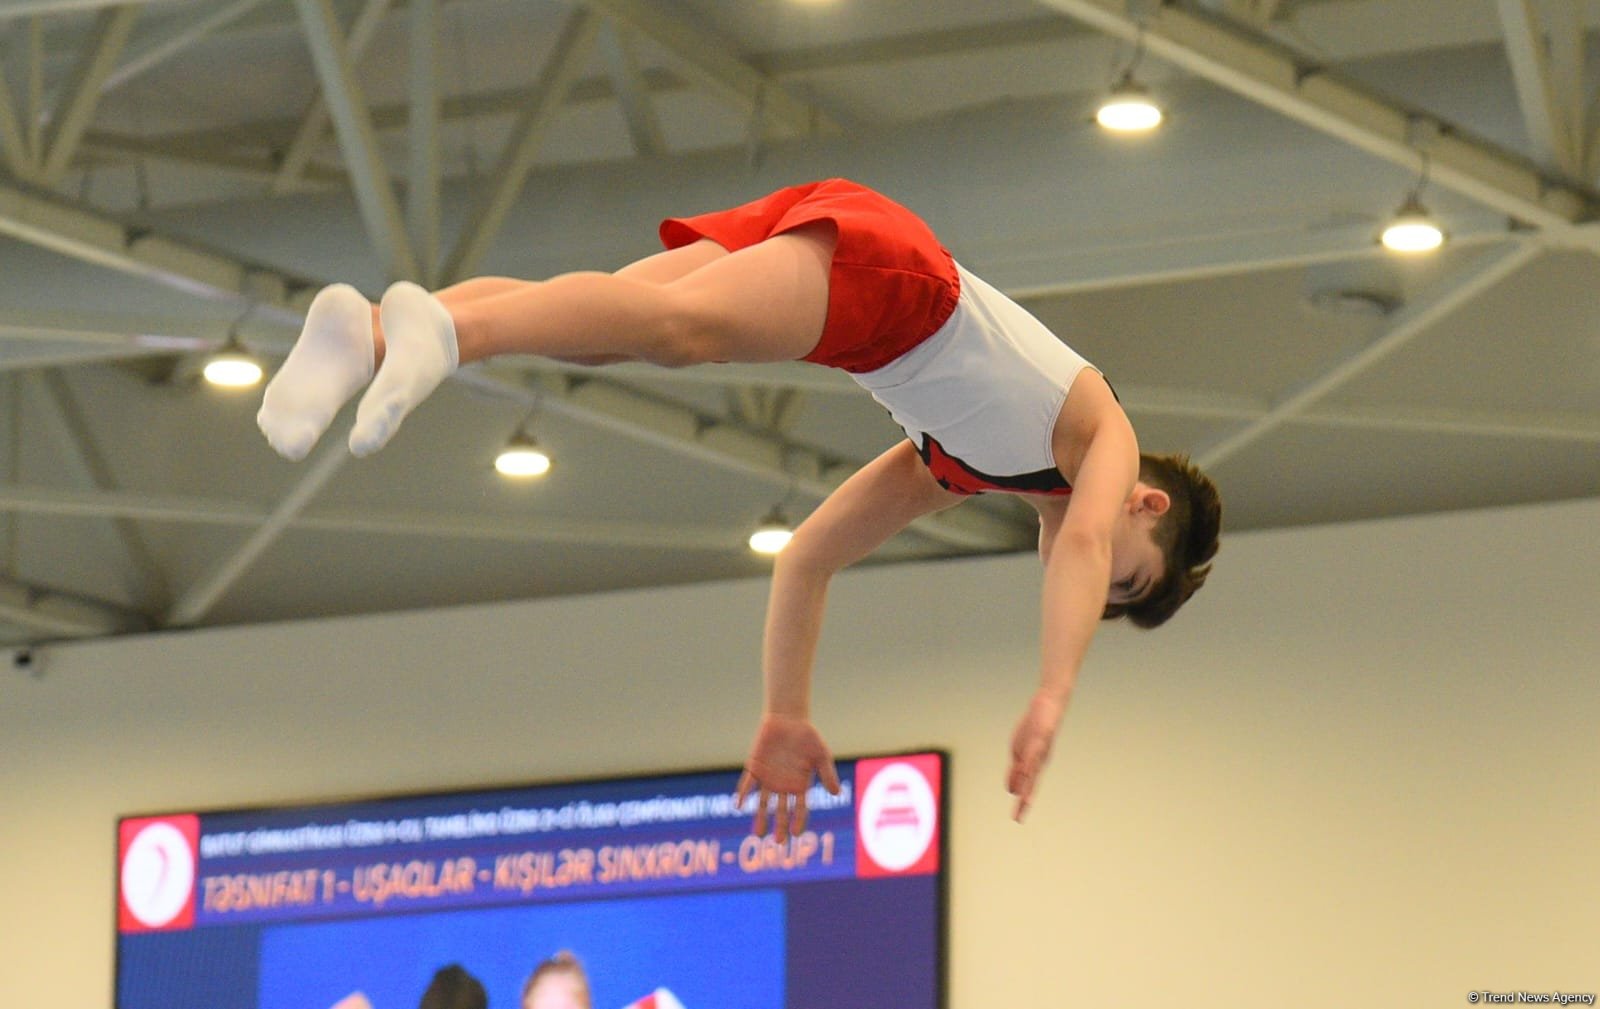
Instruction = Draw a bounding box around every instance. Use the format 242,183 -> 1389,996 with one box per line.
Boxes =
115,751 -> 947,1009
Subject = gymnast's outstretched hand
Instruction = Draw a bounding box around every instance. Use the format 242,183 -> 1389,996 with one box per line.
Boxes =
736,713 -> 841,843
1008,693 -> 1063,823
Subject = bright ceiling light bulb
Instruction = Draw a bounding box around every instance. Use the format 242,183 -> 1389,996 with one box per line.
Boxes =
1096,80 -> 1163,132
1380,197 -> 1445,253
494,435 -> 551,478
202,348 -> 263,388
748,510 -> 793,556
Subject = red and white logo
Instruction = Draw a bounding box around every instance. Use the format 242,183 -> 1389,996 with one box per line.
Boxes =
118,815 -> 200,932
855,754 -> 941,878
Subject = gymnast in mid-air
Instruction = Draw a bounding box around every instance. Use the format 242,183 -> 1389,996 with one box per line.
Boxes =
257,178 -> 1222,839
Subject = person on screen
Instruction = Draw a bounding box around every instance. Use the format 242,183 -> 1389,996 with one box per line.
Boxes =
259,178 -> 1222,836
324,965 -> 485,1009
420,964 -> 488,1009
521,950 -> 593,1009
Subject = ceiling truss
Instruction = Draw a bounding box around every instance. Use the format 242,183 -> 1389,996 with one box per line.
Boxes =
1,0 -> 1598,643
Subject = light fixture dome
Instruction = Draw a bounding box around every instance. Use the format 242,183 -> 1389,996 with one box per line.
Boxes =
1380,195 -> 1445,253
1096,77 -> 1163,132
202,344 -> 263,388
747,507 -> 793,556
494,432 -> 551,478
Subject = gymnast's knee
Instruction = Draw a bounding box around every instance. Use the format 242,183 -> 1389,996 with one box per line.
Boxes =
638,290 -> 733,368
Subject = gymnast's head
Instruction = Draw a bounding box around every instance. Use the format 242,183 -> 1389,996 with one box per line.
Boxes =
522,951 -> 592,1009
1103,453 -> 1221,628
419,965 -> 487,1009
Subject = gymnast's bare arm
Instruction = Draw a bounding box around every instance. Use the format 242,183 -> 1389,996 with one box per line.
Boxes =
1007,372 -> 1140,821
736,440 -> 964,840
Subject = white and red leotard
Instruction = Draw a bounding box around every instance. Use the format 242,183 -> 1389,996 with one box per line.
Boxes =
661,179 -> 1096,496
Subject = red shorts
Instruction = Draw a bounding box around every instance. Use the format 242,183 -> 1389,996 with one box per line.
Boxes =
659,179 -> 960,373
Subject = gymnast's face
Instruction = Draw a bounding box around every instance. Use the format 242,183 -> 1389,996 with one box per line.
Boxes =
1107,485 -> 1169,607
524,975 -> 589,1009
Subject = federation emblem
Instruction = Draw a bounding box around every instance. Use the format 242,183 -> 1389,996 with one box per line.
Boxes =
118,815 -> 200,932
855,755 -> 941,877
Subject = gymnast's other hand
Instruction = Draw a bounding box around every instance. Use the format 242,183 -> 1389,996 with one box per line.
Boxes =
736,713 -> 841,843
1008,693 -> 1064,823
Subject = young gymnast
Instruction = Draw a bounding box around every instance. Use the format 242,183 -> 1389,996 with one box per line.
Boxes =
257,178 -> 1221,839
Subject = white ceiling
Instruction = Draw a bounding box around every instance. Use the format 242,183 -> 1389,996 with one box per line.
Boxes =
1,0 -> 1597,648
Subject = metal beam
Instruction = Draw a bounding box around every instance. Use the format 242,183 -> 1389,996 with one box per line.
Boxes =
407,0 -> 442,286
0,309 -> 273,352
597,18 -> 667,158
25,18 -> 45,162
271,0 -> 394,195
39,4 -> 139,184
999,214 -> 1514,301
0,577 -> 146,638
115,19 -> 1087,164
0,178 -> 314,315
31,370 -> 169,607
79,128 -> 349,188
0,0 -> 178,15
0,481 -> 801,552
462,365 -> 1030,552
1201,0 -> 1284,25
292,0 -> 419,282
1195,240 -> 1545,469
584,0 -> 836,139
751,15 -> 1082,77
0,55 -> 30,176
165,419 -> 351,627
0,342 -> 167,371
10,311 -> 1590,448
103,0 -> 272,93
1034,0 -> 1600,244
441,8 -> 601,284
1496,0 -> 1582,175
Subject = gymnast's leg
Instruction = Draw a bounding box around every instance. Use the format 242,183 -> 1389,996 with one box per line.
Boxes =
356,225 -> 832,459
258,234 -> 808,459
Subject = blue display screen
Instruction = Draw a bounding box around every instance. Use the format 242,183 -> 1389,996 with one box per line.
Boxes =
115,752 -> 946,1009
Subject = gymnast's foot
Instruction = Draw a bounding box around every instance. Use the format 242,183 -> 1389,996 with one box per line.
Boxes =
348,281 -> 459,457
256,283 -> 375,461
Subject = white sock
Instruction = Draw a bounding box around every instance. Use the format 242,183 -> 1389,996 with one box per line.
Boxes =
257,283 -> 375,461
349,281 -> 460,457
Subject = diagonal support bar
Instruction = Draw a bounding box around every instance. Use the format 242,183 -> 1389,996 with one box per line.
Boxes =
597,18 -> 667,158
292,0 -> 419,282
165,420 -> 352,627
31,371 -> 170,607
441,8 -> 601,284
1496,0 -> 1582,175
104,0 -> 271,93
272,0 -> 394,195
0,55 -> 31,175
1196,240 -> 1544,469
407,0 -> 442,285
585,0 -> 834,138
40,4 -> 139,183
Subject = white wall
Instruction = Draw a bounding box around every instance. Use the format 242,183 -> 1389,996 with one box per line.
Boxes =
3,496 -> 1596,1007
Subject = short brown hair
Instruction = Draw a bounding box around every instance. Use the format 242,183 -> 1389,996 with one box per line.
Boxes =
421,965 -> 487,1009
1104,453 -> 1221,629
